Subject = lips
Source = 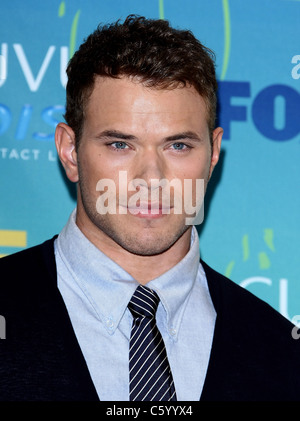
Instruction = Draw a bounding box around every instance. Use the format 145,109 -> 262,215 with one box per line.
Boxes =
127,202 -> 172,215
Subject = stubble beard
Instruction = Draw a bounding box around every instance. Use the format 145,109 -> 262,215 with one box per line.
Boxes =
77,179 -> 191,257
80,196 -> 190,256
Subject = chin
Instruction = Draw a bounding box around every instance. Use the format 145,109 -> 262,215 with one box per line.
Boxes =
114,226 -> 190,257
121,242 -> 172,257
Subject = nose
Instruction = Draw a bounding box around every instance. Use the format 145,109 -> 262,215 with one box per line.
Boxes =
133,147 -> 166,188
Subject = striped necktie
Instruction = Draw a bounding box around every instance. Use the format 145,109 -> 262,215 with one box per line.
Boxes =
128,285 -> 177,401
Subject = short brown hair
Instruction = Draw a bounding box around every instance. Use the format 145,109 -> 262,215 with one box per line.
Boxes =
64,15 -> 218,147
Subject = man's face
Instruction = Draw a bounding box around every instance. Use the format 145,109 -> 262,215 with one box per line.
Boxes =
59,76 -> 222,256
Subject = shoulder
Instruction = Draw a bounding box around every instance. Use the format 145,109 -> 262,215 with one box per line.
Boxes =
201,259 -> 291,327
200,260 -> 300,400
0,237 -> 57,296
201,259 -> 300,354
0,236 -> 56,265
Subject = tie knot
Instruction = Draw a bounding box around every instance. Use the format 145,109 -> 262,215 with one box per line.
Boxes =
128,285 -> 160,319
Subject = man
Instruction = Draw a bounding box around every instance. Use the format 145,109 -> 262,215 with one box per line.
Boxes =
0,15 -> 299,402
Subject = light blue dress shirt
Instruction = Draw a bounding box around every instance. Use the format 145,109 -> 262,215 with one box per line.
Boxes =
54,209 -> 216,401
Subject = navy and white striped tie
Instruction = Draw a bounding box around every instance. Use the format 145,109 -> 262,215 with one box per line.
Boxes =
128,285 -> 177,401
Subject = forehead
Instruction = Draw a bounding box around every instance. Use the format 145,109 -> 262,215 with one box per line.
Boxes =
84,76 -> 209,134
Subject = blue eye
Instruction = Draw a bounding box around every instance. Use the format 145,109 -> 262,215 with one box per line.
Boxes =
111,141 -> 128,149
172,142 -> 186,150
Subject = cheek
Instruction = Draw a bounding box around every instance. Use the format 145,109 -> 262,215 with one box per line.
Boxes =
78,150 -> 103,192
178,155 -> 211,181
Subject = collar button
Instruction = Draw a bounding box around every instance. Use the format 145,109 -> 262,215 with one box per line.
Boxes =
106,318 -> 114,329
169,327 -> 176,336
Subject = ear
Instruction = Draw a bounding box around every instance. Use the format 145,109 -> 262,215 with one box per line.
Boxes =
55,122 -> 79,183
208,126 -> 223,180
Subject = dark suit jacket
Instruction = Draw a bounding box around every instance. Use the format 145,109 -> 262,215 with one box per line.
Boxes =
0,237 -> 299,401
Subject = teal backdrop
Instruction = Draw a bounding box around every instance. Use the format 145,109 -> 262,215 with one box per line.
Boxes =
1,0 -> 299,324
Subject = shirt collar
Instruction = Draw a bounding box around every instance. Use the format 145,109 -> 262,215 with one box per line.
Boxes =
56,209 -> 200,337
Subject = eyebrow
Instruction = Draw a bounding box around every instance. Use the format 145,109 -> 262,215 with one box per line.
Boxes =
96,130 -> 137,140
164,131 -> 203,142
95,129 -> 203,142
